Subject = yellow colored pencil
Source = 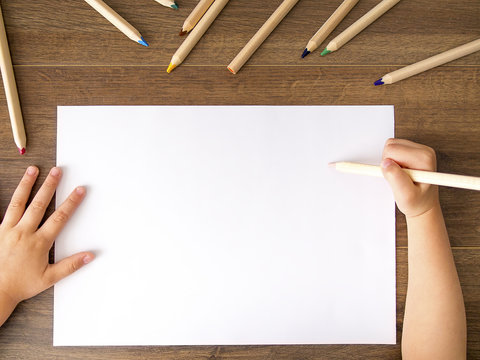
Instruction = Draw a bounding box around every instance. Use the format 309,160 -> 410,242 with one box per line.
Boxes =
167,0 -> 229,73
330,162 -> 480,191
0,5 -> 26,154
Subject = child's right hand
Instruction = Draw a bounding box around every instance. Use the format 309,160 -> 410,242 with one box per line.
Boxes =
381,138 -> 440,218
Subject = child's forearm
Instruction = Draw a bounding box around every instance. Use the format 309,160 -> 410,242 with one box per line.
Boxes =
0,290 -> 17,327
402,202 -> 466,359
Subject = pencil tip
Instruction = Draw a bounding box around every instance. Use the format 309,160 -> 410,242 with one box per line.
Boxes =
301,49 -> 311,58
179,30 -> 187,36
227,67 -> 236,74
167,63 -> 176,73
171,2 -> 178,9
328,162 -> 336,168
19,147 -> 26,155
138,36 -> 149,47
320,48 -> 331,56
374,79 -> 384,86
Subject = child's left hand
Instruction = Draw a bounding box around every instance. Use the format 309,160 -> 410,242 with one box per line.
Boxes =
0,166 -> 94,326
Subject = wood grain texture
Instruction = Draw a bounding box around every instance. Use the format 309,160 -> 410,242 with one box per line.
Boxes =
0,0 -> 479,358
0,0 -> 477,66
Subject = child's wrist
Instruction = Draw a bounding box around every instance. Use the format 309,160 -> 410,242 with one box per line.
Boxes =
405,201 -> 442,222
0,288 -> 18,326
0,288 -> 18,307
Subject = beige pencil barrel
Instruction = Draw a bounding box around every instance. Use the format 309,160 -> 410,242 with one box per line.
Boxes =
84,0 -> 143,42
0,5 -> 26,151
306,0 -> 359,52
228,0 -> 300,74
381,38 -> 480,84
182,0 -> 215,33
332,162 -> 480,191
326,0 -> 401,52
169,0 -> 229,69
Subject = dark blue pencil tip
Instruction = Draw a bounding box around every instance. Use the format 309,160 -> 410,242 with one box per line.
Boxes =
374,78 -> 384,86
301,49 -> 310,58
138,36 -> 149,47
171,3 -> 178,9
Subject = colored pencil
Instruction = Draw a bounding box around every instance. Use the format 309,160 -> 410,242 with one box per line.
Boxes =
375,38 -> 480,85
228,0 -> 300,74
180,0 -> 215,35
154,0 -> 179,10
330,162 -> 480,191
0,5 -> 26,154
302,0 -> 359,58
167,0 -> 229,73
84,0 -> 148,46
321,0 -> 401,56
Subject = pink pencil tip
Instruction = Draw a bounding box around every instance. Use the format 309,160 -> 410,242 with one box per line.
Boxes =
19,147 -> 26,155
328,162 -> 336,168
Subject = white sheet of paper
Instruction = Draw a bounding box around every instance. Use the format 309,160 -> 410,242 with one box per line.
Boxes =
54,105 -> 396,346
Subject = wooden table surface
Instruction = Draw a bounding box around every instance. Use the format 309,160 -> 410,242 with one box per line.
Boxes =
0,0 -> 479,358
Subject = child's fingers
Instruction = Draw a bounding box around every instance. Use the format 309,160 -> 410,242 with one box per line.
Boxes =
2,166 -> 39,227
19,167 -> 62,231
383,141 -> 436,172
384,138 -> 425,150
381,158 -> 418,200
44,252 -> 94,287
37,186 -> 86,246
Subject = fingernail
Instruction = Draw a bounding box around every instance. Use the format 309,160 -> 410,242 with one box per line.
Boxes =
83,254 -> 94,264
381,159 -> 394,169
27,166 -> 37,176
50,167 -> 61,177
75,186 -> 86,195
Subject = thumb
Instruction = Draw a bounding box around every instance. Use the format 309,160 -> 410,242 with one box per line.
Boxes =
381,158 -> 416,198
45,252 -> 95,286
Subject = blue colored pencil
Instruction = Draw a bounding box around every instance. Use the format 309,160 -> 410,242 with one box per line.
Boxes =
84,0 -> 149,47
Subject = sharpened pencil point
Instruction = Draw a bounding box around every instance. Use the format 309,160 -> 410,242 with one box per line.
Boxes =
19,147 -> 26,155
171,3 -> 178,9
179,30 -> 187,36
320,48 -> 331,56
374,79 -> 384,86
301,48 -> 310,58
328,162 -> 336,168
167,63 -> 177,73
138,36 -> 149,47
